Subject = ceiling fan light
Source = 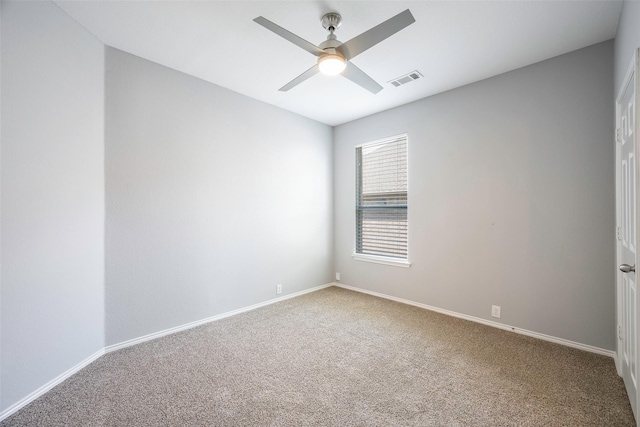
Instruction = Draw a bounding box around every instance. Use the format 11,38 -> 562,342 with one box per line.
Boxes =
318,54 -> 346,75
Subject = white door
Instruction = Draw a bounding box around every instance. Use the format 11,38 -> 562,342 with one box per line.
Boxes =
617,50 -> 639,421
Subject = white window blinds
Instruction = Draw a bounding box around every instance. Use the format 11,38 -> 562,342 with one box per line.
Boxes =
356,135 -> 408,259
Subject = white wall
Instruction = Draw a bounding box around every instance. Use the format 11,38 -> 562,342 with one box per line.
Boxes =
0,0 -> 105,411
334,41 -> 615,351
105,48 -> 333,346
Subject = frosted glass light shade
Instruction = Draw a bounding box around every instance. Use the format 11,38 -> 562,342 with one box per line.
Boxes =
318,54 -> 346,75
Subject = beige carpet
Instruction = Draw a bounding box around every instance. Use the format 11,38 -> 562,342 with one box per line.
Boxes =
1,287 -> 635,426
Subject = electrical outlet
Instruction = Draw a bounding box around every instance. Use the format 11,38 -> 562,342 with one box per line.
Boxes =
491,305 -> 501,318
336,272 -> 341,281
276,284 -> 282,295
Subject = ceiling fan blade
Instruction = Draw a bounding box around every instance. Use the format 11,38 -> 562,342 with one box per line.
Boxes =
254,16 -> 325,57
279,64 -> 320,91
337,9 -> 415,60
342,62 -> 383,94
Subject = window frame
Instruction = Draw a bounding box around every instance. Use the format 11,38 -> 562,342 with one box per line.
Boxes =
352,133 -> 411,268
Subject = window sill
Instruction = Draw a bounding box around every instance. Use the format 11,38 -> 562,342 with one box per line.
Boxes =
352,253 -> 411,268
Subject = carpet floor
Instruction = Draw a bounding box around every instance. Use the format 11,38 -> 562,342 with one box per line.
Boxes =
1,286 -> 635,426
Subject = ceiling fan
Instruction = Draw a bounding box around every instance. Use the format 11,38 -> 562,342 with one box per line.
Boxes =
253,9 -> 415,94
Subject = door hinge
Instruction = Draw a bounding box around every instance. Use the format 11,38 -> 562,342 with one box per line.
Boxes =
616,128 -> 622,143
617,226 -> 622,241
618,324 -> 622,340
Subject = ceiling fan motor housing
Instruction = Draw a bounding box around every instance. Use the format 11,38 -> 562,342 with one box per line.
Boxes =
319,37 -> 342,51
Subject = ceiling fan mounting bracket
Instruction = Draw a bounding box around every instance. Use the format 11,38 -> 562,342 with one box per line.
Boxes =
321,13 -> 342,32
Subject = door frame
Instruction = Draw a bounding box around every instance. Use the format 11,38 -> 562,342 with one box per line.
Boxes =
615,47 -> 640,423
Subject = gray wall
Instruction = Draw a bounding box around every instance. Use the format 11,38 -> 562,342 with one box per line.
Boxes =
0,0 -> 3,410
334,41 -> 615,350
105,48 -> 333,346
614,0 -> 640,94
0,1 -> 105,411
0,0 -> 620,415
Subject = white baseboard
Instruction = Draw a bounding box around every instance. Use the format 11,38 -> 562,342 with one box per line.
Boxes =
1,281 -> 614,423
0,282 -> 333,422
333,283 -> 616,358
612,343 -> 626,380
105,282 -> 334,353
0,348 -> 105,422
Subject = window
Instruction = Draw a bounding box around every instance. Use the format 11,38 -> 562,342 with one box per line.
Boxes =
354,134 -> 409,267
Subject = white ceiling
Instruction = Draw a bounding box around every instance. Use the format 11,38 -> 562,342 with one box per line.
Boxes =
54,0 -> 623,126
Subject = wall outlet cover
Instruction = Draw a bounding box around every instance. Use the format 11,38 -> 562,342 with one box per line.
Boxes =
491,305 -> 501,318
276,284 -> 282,295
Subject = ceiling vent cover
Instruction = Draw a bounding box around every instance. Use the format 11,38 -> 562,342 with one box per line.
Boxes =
389,71 -> 423,87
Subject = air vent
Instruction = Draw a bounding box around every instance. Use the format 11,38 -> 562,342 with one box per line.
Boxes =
389,71 -> 423,87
